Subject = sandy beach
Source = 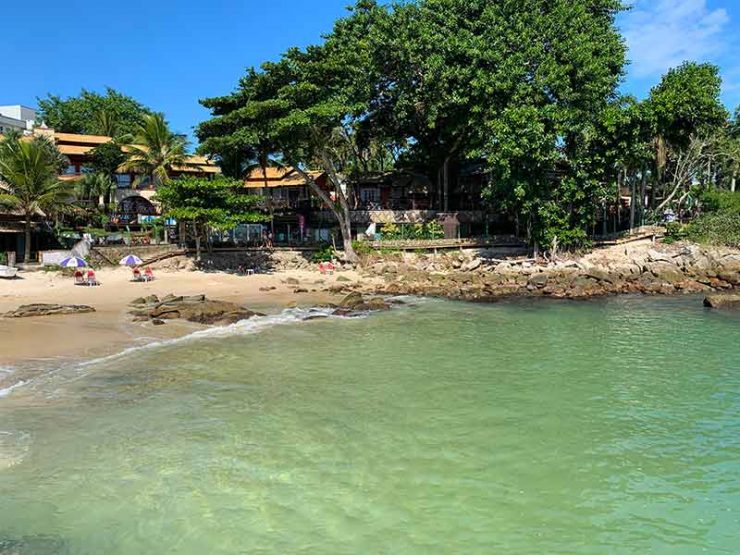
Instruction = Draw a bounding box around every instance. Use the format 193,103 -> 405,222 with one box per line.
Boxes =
0,267 -> 359,369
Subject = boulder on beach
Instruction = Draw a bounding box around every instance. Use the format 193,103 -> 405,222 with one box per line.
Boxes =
3,304 -> 96,318
129,294 -> 261,325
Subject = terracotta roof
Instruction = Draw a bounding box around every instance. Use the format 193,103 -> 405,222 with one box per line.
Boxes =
244,166 -> 324,188
20,130 -> 221,177
172,156 -> 221,175
58,144 -> 96,156
52,132 -> 112,145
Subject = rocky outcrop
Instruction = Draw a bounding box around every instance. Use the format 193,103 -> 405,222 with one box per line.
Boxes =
332,292 -> 392,315
3,304 -> 96,318
346,243 -> 740,302
129,294 -> 260,325
703,294 -> 740,310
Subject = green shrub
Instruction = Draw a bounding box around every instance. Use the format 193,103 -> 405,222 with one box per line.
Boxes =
351,240 -> 375,256
425,221 -> 444,239
663,221 -> 689,244
311,244 -> 335,262
0,252 -> 7,265
683,212 -> 740,247
381,223 -> 401,240
700,191 -> 740,214
380,221 -> 445,241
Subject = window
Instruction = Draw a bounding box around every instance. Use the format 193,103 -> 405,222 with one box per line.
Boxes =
81,166 -> 94,174
115,174 -> 132,188
64,164 -> 78,175
360,187 -> 380,204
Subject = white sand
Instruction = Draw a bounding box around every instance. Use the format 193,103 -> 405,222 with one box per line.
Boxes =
0,267 -> 363,366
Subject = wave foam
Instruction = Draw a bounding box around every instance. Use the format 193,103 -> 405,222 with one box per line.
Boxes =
0,380 -> 26,399
79,306 -> 340,367
0,303 -> 394,399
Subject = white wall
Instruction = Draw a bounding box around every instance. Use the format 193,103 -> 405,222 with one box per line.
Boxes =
0,105 -> 36,132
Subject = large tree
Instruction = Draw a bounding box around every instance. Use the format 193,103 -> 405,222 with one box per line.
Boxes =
469,0 -> 627,248
0,133 -> 74,261
647,62 -> 728,150
198,1 -> 383,261
37,87 -> 152,137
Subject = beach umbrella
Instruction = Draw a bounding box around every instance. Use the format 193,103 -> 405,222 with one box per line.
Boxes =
59,256 -> 88,268
119,254 -> 143,266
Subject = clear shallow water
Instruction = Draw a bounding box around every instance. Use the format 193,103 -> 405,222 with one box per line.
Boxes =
0,297 -> 738,554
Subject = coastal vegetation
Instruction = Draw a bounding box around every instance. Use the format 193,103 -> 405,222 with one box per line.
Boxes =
4,1 -> 739,264
197,0 -> 739,254
0,131 -> 74,261
154,177 -> 261,260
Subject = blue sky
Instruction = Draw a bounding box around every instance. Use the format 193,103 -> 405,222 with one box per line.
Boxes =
1,0 -> 738,144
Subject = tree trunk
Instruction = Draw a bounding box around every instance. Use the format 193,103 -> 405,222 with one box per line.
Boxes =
193,221 -> 201,261
443,156 -> 450,212
293,164 -> 357,263
629,173 -> 636,231
24,212 -> 32,263
732,173 -> 737,193
640,168 -> 647,227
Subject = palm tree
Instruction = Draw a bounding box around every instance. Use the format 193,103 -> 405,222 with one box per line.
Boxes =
94,109 -> 119,137
122,113 -> 188,188
0,136 -> 74,262
76,172 -> 116,211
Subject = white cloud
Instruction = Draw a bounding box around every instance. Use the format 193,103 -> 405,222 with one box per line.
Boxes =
622,0 -> 730,77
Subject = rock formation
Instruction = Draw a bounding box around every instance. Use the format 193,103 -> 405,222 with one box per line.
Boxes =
4,304 -> 96,318
129,294 -> 261,325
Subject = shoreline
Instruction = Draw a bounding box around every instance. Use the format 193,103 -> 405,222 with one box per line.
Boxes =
0,267 -> 362,392
350,241 -> 740,303
1,240 -> 738,384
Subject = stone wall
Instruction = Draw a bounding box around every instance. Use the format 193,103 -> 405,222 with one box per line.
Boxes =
196,249 -> 318,272
90,244 -> 182,266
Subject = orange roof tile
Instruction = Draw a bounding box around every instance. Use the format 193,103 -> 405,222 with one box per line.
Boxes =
53,132 -> 112,145
244,166 -> 324,188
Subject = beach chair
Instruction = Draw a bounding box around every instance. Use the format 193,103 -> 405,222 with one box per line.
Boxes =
143,267 -> 155,282
74,270 -> 86,285
132,268 -> 143,282
86,269 -> 100,286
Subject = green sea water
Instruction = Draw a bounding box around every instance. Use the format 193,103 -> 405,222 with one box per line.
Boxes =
0,296 -> 739,554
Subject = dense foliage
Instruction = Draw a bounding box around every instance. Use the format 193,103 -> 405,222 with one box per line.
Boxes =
154,177 -> 262,258
121,114 -> 188,187
197,0 -> 631,253
37,88 -> 152,137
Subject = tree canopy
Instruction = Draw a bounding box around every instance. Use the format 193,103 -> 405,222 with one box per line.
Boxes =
196,0 -> 736,253
122,114 -> 188,187
37,87 -> 152,137
0,132 -> 74,260
154,176 -> 262,258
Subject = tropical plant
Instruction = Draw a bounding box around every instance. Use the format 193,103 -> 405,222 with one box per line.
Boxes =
122,113 -> 188,188
76,172 -> 116,211
0,134 -> 74,261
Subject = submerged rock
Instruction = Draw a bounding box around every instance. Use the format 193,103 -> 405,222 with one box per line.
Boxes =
3,304 -> 95,318
0,535 -> 69,555
703,294 -> 740,310
338,292 -> 365,309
